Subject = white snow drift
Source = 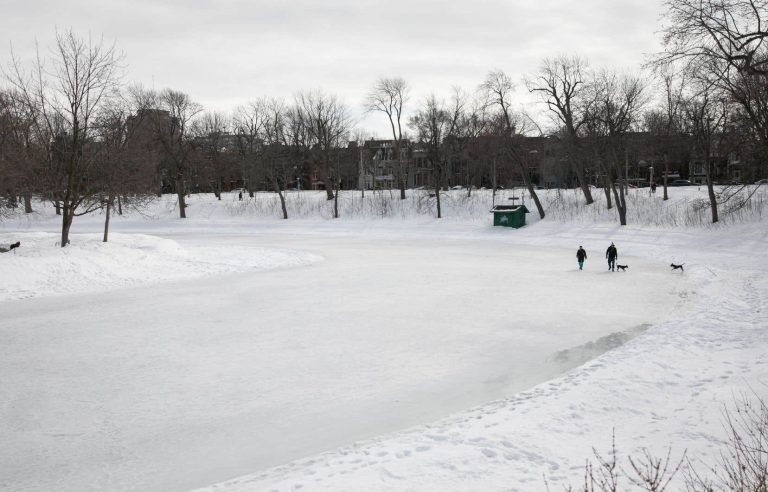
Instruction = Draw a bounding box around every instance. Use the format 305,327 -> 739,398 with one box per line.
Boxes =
0,232 -> 322,302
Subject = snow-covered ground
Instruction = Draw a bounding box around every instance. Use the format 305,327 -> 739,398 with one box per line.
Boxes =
1,189 -> 766,491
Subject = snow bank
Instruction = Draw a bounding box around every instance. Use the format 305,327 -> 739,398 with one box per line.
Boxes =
0,232 -> 322,301
4,186 -> 767,232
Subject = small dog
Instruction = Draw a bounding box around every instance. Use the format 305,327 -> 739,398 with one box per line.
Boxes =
0,241 -> 20,253
670,263 -> 684,272
616,264 -> 628,272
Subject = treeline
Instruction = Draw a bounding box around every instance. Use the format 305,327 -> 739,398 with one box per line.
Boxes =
1,0 -> 767,246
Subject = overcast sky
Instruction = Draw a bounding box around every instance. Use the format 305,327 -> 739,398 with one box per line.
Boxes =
2,0 -> 666,138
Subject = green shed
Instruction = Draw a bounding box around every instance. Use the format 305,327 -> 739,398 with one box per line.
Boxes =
490,204 -> 530,228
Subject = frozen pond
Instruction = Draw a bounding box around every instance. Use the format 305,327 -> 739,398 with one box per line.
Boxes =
0,229 -> 687,491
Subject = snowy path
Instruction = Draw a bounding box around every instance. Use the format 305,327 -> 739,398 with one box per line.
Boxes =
0,229 -> 686,491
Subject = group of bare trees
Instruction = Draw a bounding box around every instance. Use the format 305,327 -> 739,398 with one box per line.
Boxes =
0,31 -> 359,243
400,0 -> 768,226
3,3 -> 767,244
1,31 -> 160,245
653,0 -> 768,223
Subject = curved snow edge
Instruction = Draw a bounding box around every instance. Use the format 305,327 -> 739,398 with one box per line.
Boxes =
0,232 -> 323,302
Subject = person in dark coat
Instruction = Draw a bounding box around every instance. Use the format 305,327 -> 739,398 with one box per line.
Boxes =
576,246 -> 587,270
606,242 -> 618,271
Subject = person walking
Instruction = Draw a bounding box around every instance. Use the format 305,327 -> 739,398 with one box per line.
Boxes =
606,242 -> 618,271
576,246 -> 587,270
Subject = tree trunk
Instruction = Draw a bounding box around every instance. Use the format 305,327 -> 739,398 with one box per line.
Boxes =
618,181 -> 627,226
61,205 -> 73,247
272,175 -> 288,219
610,180 -> 627,226
706,162 -> 719,223
320,162 -> 334,200
466,164 -> 472,198
54,196 -> 61,215
520,169 -> 545,219
492,157 -> 497,207
103,197 -> 112,243
176,179 -> 187,219
663,153 -> 669,201
398,155 -> 407,200
575,161 -> 594,204
434,169 -> 442,219
23,193 -> 33,214
333,179 -> 340,218
117,195 -> 123,215
603,175 -> 613,209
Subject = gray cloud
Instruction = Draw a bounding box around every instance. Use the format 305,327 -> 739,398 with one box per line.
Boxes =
2,0 -> 665,137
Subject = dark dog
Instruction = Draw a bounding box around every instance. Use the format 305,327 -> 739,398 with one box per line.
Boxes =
616,264 -> 628,272
0,241 -> 20,253
670,263 -> 684,272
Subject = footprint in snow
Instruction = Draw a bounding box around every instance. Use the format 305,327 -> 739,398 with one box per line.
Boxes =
482,448 -> 497,458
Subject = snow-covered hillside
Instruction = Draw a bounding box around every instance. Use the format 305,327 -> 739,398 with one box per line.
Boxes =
1,188 -> 766,491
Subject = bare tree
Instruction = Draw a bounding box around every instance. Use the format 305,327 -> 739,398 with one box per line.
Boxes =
295,91 -> 352,210
644,66 -> 687,200
409,95 -> 451,218
657,0 -> 768,158
233,100 -> 265,197
528,55 -> 595,204
92,98 -> 157,242
351,128 -> 372,198
439,87 -> 490,197
459,94 -> 491,196
365,77 -> 410,199
192,111 -> 231,200
585,70 -> 649,226
5,29 -> 123,246
149,89 -> 203,218
658,0 -> 768,76
481,69 -> 545,218
261,98 -> 293,219
0,88 -> 40,214
682,82 -> 733,223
